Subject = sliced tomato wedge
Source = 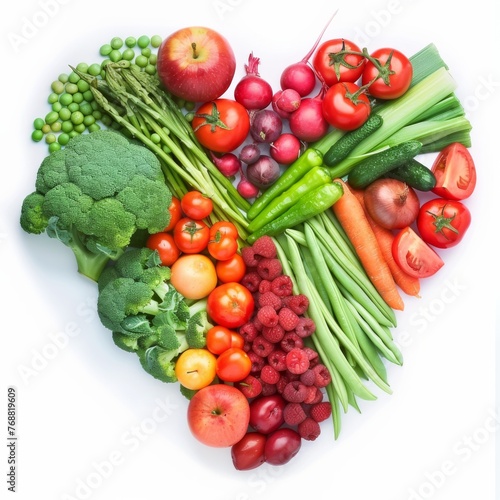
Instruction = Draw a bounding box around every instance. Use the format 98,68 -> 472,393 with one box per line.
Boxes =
392,227 -> 444,278
431,143 -> 476,200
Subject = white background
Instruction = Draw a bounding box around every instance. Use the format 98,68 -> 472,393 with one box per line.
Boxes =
1,0 -> 498,499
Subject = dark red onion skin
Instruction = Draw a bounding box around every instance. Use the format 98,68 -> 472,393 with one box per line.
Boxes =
246,155 -> 281,188
239,143 -> 261,165
250,109 -> 283,143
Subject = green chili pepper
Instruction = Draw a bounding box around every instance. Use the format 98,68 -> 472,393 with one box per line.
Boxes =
246,148 -> 323,220
247,181 -> 343,244
246,166 -> 332,233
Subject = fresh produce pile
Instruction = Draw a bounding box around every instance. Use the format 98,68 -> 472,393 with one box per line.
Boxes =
20,18 -> 476,471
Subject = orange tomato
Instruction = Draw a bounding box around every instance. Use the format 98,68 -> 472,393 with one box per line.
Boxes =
170,254 -> 218,300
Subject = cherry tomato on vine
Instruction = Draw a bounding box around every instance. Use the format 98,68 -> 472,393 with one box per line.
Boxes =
430,143 -> 477,200
215,253 -> 246,283
209,220 -> 239,241
216,347 -> 252,382
173,217 -> 210,253
192,99 -> 250,153
181,191 -> 213,220
312,38 -> 366,86
164,196 -> 182,232
208,233 -> 238,261
417,198 -> 471,249
322,82 -> 371,131
362,48 -> 413,99
146,232 -> 180,266
206,325 -> 244,355
392,227 -> 444,278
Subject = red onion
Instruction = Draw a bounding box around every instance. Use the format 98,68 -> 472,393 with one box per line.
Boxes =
239,143 -> 261,165
250,109 -> 283,144
364,179 -> 420,230
246,155 -> 281,188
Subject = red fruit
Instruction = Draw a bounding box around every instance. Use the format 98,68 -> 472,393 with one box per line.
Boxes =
262,324 -> 285,344
251,235 -> 277,259
282,294 -> 310,315
278,307 -> 300,331
235,375 -> 263,399
313,364 -> 332,388
241,246 -> 260,267
239,321 -> 259,342
283,402 -> 307,426
264,428 -> 301,465
258,291 -> 282,311
280,332 -> 304,353
303,385 -> 322,404
248,351 -> 266,373
256,258 -> 283,280
240,271 -> 262,293
231,432 -> 266,470
286,347 -> 310,375
257,305 -> 279,328
310,401 -> 332,422
295,317 -> 316,338
260,364 -> 280,385
251,335 -> 275,358
270,275 -> 294,297
299,368 -> 316,386
267,349 -> 287,371
258,279 -> 272,294
282,380 -> 308,403
298,417 -> 321,441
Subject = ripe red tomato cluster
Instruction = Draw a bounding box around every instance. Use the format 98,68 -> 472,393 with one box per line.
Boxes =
391,143 -> 475,279
314,40 -> 413,131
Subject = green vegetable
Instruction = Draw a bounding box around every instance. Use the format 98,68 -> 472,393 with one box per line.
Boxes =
246,148 -> 324,221
97,247 -> 210,384
247,182 -> 343,244
246,166 -> 332,233
385,158 -> 437,191
323,114 -> 383,167
347,140 -> 423,189
20,130 -> 172,282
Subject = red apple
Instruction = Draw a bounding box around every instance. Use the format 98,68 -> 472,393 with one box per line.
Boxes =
187,384 -> 250,448
157,26 -> 236,103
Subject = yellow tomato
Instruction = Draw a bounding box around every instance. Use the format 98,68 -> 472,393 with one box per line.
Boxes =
175,348 -> 217,390
170,254 -> 217,300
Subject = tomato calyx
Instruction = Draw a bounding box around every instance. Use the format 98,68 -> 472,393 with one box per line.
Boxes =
182,220 -> 205,241
340,81 -> 370,106
193,102 -> 231,133
361,47 -> 396,87
327,40 -> 365,80
426,204 -> 459,238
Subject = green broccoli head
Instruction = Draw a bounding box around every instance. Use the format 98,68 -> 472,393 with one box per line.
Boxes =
138,345 -> 179,384
20,130 -> 172,281
185,311 -> 212,349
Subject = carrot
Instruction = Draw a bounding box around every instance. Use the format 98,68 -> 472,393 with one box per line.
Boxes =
332,178 -> 404,311
350,187 -> 420,298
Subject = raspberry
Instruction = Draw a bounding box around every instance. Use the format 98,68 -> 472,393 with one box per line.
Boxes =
260,364 -> 280,385
313,363 -> 332,388
240,271 -> 261,293
258,291 -> 282,311
257,305 -> 279,328
260,380 -> 278,396
278,307 -> 300,331
235,375 -> 262,399
239,321 -> 259,342
241,246 -> 260,267
258,279 -> 272,294
251,335 -> 275,358
267,349 -> 287,371
299,369 -> 316,386
303,385 -> 322,404
280,332 -> 304,353
302,346 -> 319,366
282,380 -> 308,403
251,235 -> 277,259
286,347 -> 310,375
310,402 -> 332,422
270,275 -> 293,297
262,324 -> 285,344
256,258 -> 282,280
283,403 -> 307,426
282,294 -> 310,315
248,351 -> 266,373
298,417 -> 321,441
295,317 -> 316,338
252,315 -> 264,332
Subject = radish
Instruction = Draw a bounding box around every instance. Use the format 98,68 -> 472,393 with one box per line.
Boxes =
270,133 -> 302,165
210,151 -> 241,177
289,87 -> 330,143
280,11 -> 337,97
250,109 -> 283,144
272,91 -> 292,119
234,52 -> 273,111
237,173 -> 260,199
276,88 -> 301,113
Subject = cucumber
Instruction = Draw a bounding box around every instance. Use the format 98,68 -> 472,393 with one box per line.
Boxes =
385,159 -> 437,191
323,113 -> 383,167
347,140 -> 423,189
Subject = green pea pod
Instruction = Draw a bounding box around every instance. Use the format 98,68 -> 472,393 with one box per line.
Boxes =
247,181 -> 344,244
246,166 -> 332,233
246,148 -> 323,220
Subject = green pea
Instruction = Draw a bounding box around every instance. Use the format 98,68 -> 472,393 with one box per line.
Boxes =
42,124 -> 51,134
151,133 -> 161,144
48,93 -> 59,104
135,55 -> 148,68
58,133 -> 70,146
69,131 -> 78,138
74,123 -> 86,133
145,64 -> 156,75
61,121 -> 74,133
148,53 -> 157,65
77,79 -> 90,93
88,63 -> 101,76
58,73 -> 69,84
88,123 -> 101,133
71,111 -> 84,125
101,114 -> 113,127
33,117 -> 45,130
184,101 -> 196,112
59,93 -> 73,106
49,142 -> 61,153
59,108 -> 71,121
109,49 -> 122,62
83,90 -> 94,102
79,103 -> 93,116
125,36 -> 136,48
99,43 -> 112,56
151,35 -> 162,48
65,83 -> 79,95
110,37 -> 123,50
51,80 -> 65,94
45,133 -> 57,144
122,48 -> 135,61
90,101 -> 99,111
31,130 -> 44,142
141,47 -> 151,58
76,62 -> 89,74
51,121 -> 62,132
83,115 -> 95,127
52,102 -> 62,113
68,71 -> 80,84
137,35 -> 150,48
72,92 -> 84,104
184,112 -> 194,122
92,110 -> 102,120
45,111 -> 59,125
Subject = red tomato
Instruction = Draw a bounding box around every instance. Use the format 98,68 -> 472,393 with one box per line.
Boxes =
312,38 -> 366,86
430,143 -> 477,200
216,347 -> 252,382
146,232 -> 180,266
216,253 -> 246,283
206,325 -> 241,355
173,217 -> 210,254
207,282 -> 255,328
322,82 -> 371,131
192,99 -> 250,153
181,191 -> 213,220
392,227 -> 444,278
417,198 -> 471,249
362,48 -> 413,99
208,233 -> 238,261
164,196 -> 182,232
209,220 -> 239,241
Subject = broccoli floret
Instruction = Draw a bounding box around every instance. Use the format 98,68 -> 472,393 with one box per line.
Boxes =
179,384 -> 198,401
96,247 -> 209,384
20,130 -> 172,281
